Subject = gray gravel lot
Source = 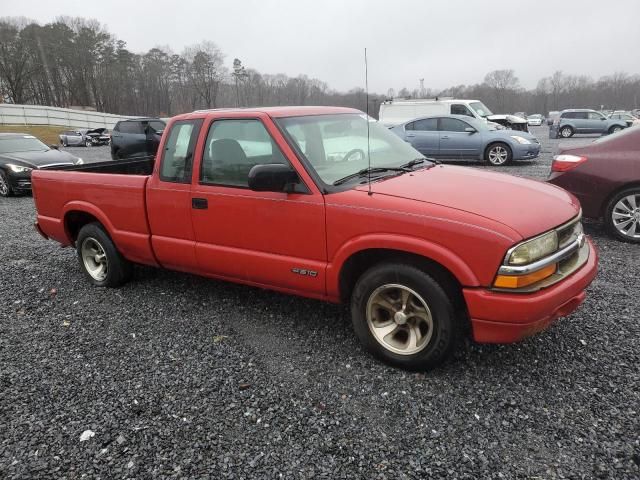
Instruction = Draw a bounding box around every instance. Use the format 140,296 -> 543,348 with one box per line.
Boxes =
1,126 -> 638,479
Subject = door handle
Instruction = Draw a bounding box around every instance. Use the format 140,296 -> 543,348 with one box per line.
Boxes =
406,133 -> 416,137
441,135 -> 450,139
192,198 -> 208,209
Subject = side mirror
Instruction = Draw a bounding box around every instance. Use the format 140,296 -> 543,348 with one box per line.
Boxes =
49,144 -> 59,150
248,164 -> 299,192
464,127 -> 477,133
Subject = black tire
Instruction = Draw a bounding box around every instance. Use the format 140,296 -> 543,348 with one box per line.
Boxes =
608,125 -> 622,135
85,139 -> 93,147
350,263 -> 458,371
76,222 -> 133,287
559,126 -> 574,138
61,138 -> 68,147
484,142 -> 513,166
0,169 -> 14,197
604,187 -> 640,244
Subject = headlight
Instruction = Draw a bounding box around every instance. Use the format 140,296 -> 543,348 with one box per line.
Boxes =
507,230 -> 558,265
6,163 -> 33,173
510,135 -> 531,144
75,158 -> 84,165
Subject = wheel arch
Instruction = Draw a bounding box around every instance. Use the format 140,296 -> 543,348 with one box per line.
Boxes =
62,202 -> 116,246
601,181 -> 640,218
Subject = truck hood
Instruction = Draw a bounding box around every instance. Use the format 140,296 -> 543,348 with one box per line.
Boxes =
355,165 -> 580,239
487,114 -> 528,124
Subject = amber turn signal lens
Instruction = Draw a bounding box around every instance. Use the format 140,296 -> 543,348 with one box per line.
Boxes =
494,263 -> 557,289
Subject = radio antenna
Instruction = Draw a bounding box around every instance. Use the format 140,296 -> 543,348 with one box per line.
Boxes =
365,48 -> 372,196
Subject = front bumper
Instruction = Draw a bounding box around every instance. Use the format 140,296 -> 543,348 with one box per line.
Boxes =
513,142 -> 541,160
7,171 -> 32,192
464,238 -> 598,343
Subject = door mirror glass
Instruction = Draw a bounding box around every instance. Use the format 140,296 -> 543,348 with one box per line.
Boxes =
248,164 -> 299,192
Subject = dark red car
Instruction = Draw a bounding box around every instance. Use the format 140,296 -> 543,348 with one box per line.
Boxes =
549,127 -> 640,243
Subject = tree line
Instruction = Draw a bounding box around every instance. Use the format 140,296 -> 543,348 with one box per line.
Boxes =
1,16 -> 638,119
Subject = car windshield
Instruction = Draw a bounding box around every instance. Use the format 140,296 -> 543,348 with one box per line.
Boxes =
469,101 -> 493,118
277,113 -> 430,186
0,136 -> 49,154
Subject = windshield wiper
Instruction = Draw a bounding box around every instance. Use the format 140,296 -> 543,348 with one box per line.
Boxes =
333,166 -> 409,186
399,158 -> 427,169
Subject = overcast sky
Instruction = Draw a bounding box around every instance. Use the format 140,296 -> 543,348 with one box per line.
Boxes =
4,0 -> 640,94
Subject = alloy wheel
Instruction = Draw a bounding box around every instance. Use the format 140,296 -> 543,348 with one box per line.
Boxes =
488,146 -> 509,165
366,284 -> 434,356
81,237 -> 109,281
612,194 -> 640,239
0,172 -> 9,196
560,127 -> 572,138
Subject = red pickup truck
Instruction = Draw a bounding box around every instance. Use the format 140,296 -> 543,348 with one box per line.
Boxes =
32,106 -> 597,370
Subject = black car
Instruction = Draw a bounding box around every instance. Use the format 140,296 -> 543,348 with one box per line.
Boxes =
0,133 -> 82,197
110,118 -> 165,160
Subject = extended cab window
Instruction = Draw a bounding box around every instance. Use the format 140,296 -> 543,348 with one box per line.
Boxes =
159,119 -> 202,183
201,119 -> 287,188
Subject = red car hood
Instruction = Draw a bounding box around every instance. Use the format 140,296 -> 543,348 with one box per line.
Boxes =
356,165 -> 580,239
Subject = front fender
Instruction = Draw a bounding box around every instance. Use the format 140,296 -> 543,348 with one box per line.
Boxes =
325,233 -> 480,300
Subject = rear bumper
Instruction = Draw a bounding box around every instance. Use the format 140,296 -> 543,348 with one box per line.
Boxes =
464,238 -> 598,343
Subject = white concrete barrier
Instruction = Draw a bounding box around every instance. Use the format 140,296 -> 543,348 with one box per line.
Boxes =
0,104 -> 143,129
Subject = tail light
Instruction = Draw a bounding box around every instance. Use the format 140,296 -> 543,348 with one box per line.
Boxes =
552,154 -> 587,172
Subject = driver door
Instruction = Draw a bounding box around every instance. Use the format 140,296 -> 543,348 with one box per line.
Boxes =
190,115 -> 327,296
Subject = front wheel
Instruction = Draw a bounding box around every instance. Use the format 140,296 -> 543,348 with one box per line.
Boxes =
0,169 -> 14,197
85,139 -> 93,147
350,263 -> 458,370
485,143 -> 512,166
76,223 -> 133,287
605,187 -> 640,243
559,126 -> 574,138
608,125 -> 622,135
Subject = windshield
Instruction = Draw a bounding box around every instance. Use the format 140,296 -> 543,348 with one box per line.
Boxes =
0,136 -> 49,154
276,113 -> 429,185
469,101 -> 493,118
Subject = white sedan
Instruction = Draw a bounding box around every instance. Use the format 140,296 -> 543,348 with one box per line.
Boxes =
527,114 -> 544,126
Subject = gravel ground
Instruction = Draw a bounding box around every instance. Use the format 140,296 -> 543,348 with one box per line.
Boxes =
1,127 -> 638,479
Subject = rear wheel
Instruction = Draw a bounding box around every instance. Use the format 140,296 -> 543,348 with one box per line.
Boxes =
350,263 -> 457,370
485,143 -> 512,166
76,223 -> 133,287
0,169 -> 14,197
560,126 -> 574,138
605,187 -> 640,243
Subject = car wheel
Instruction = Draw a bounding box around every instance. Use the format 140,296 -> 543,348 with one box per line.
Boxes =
350,263 -> 458,370
85,139 -> 93,147
76,223 -> 133,287
608,125 -> 622,135
605,187 -> 640,244
61,138 -> 68,147
485,143 -> 512,166
0,169 -> 14,197
560,126 -> 574,138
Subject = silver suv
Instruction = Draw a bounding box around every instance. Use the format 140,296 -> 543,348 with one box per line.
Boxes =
551,109 -> 627,138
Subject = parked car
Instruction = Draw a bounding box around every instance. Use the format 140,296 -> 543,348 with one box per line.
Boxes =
110,118 -> 165,160
59,128 -> 110,147
548,127 -> 640,243
390,114 -> 540,166
547,111 -> 560,126
550,109 -> 628,138
527,114 -> 544,126
607,111 -> 640,126
32,106 -> 596,370
0,133 -> 82,197
378,98 -> 529,131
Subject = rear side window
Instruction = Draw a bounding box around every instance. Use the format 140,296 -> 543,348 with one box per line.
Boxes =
119,122 -> 143,134
412,118 -> 438,131
159,119 -> 203,183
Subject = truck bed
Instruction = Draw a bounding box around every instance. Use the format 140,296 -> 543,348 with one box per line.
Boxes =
32,160 -> 157,266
